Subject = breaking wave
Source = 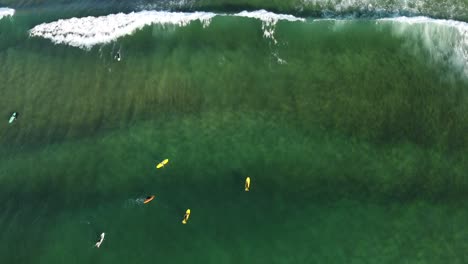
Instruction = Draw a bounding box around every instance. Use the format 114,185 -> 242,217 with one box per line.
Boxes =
378,16 -> 468,77
0,8 -> 15,19
28,9 -> 468,77
29,10 -> 304,49
29,11 -> 217,49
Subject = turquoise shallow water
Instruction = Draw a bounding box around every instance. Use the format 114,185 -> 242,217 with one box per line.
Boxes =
1,1 -> 468,263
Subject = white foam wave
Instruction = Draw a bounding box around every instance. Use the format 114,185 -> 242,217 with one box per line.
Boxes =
234,10 -> 305,23
232,10 -> 304,63
29,10 -> 306,48
378,16 -> 468,77
305,0 -> 422,13
29,11 -> 216,49
136,0 -> 195,11
302,0 -> 466,18
234,10 -> 305,43
0,8 -> 15,19
27,9 -> 468,77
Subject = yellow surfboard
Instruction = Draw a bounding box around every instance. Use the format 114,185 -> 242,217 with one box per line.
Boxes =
182,209 -> 191,224
245,177 -> 251,192
156,159 -> 169,169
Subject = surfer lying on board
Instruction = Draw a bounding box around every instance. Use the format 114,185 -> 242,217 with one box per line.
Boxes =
156,159 -> 169,169
9,112 -> 18,124
182,209 -> 191,224
95,233 -> 105,248
144,195 -> 155,204
245,177 -> 251,191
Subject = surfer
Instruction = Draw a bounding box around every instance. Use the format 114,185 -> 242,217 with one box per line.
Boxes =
156,159 -> 169,169
8,112 -> 18,124
245,177 -> 251,191
182,209 -> 191,224
115,51 -> 121,61
144,195 -> 155,204
95,232 -> 105,248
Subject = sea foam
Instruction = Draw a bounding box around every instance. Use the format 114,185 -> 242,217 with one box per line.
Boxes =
29,11 -> 217,49
0,8 -> 15,19
28,10 -> 468,77
378,16 -> 468,77
29,10 -> 305,48
234,10 -> 305,43
302,0 -> 466,19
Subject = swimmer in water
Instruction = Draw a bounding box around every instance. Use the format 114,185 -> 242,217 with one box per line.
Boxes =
95,233 -> 105,248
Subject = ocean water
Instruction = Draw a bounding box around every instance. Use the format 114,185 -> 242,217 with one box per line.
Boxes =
1,0 -> 468,263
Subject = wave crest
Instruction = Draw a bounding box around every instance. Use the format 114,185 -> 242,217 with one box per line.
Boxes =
29,10 -> 305,48
0,8 -> 15,19
29,11 -> 217,49
234,10 -> 305,43
378,16 -> 468,77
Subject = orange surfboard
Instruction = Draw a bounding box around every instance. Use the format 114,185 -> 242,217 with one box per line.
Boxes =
144,195 -> 155,204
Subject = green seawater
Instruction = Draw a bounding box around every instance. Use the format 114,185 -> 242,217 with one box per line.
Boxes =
1,2 -> 468,263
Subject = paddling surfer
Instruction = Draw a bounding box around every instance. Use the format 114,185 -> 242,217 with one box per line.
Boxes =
8,112 -> 18,124
182,209 -> 191,224
95,232 -> 105,248
144,195 -> 155,204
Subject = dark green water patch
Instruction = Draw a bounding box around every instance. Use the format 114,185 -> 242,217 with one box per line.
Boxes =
1,112 -> 468,202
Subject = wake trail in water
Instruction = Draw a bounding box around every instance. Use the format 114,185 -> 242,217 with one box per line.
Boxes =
124,197 -> 146,208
